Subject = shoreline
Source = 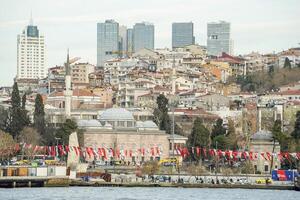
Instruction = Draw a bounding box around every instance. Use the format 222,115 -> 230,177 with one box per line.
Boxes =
0,176 -> 297,191
69,180 -> 296,191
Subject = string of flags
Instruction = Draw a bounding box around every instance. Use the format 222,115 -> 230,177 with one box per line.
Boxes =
1,143 -> 300,162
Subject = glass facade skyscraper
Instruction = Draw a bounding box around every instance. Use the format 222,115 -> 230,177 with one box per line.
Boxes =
119,25 -> 127,57
97,20 -> 119,67
133,22 -> 154,52
172,22 -> 194,49
126,28 -> 133,54
207,21 -> 233,56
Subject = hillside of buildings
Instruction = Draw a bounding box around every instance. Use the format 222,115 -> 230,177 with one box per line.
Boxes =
1,43 -> 300,174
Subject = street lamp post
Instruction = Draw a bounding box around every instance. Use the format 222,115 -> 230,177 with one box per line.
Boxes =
216,141 -> 218,182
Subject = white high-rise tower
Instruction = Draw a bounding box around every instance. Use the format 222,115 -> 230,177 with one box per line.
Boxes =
17,16 -> 46,79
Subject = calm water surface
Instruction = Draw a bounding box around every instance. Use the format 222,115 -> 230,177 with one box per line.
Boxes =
0,187 -> 299,200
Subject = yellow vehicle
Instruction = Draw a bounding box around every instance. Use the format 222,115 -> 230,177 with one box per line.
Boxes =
255,178 -> 272,184
159,157 -> 179,167
16,155 -> 59,165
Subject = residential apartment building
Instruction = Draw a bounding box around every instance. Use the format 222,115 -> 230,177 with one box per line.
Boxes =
97,20 -> 119,67
172,22 -> 194,49
207,21 -> 233,56
71,63 -> 95,84
17,21 -> 46,79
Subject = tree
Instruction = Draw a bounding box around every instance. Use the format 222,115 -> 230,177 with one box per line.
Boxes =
17,127 -> 41,158
212,135 -> 228,150
283,57 -> 291,69
153,94 -> 171,134
211,118 -> 226,139
241,161 -> 255,174
17,127 -> 41,146
268,65 -> 274,76
9,82 -> 24,138
0,106 -> 11,133
0,130 -> 16,161
270,120 -> 288,173
272,120 -> 285,144
141,161 -> 160,176
20,93 -> 30,129
188,118 -> 210,161
226,119 -> 238,150
55,119 -> 78,145
21,94 -> 26,109
42,124 -> 57,145
34,94 -> 46,135
291,111 -> 300,139
157,94 -> 168,113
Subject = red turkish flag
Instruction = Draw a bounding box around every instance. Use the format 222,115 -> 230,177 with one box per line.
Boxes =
196,147 -> 201,156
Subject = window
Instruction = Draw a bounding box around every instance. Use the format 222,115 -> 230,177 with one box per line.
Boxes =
264,165 -> 269,172
118,121 -> 125,127
127,121 -> 133,127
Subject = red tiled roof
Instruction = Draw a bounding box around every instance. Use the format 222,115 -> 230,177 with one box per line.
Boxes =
287,100 -> 300,105
214,52 -> 244,64
278,90 -> 300,95
154,85 -> 170,91
244,102 -> 257,110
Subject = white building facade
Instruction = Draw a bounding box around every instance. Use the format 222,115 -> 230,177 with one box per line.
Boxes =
17,22 -> 46,79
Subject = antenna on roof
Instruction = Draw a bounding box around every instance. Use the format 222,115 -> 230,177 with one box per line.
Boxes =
29,10 -> 33,25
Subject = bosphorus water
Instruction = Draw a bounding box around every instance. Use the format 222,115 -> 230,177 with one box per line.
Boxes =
0,187 -> 298,200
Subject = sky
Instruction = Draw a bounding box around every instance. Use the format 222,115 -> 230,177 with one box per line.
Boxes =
0,0 -> 300,86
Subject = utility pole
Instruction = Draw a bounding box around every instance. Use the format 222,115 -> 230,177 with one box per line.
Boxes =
216,141 -> 218,182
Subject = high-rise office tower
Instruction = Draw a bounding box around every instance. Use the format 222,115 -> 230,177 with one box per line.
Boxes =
126,28 -> 133,54
207,21 -> 233,56
17,18 -> 46,79
97,19 -> 119,67
172,22 -> 194,49
119,25 -> 127,57
133,22 -> 154,52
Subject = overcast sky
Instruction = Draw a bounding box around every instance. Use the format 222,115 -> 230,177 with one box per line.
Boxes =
0,0 -> 300,86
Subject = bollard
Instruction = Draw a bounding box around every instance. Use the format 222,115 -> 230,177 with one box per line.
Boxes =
12,181 -> 16,188
28,181 -> 32,187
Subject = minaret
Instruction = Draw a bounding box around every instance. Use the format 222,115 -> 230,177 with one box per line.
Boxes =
64,50 -> 72,118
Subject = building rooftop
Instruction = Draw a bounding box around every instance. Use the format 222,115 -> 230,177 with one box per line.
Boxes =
251,130 -> 273,141
77,119 -> 102,128
137,120 -> 158,130
99,108 -> 134,121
